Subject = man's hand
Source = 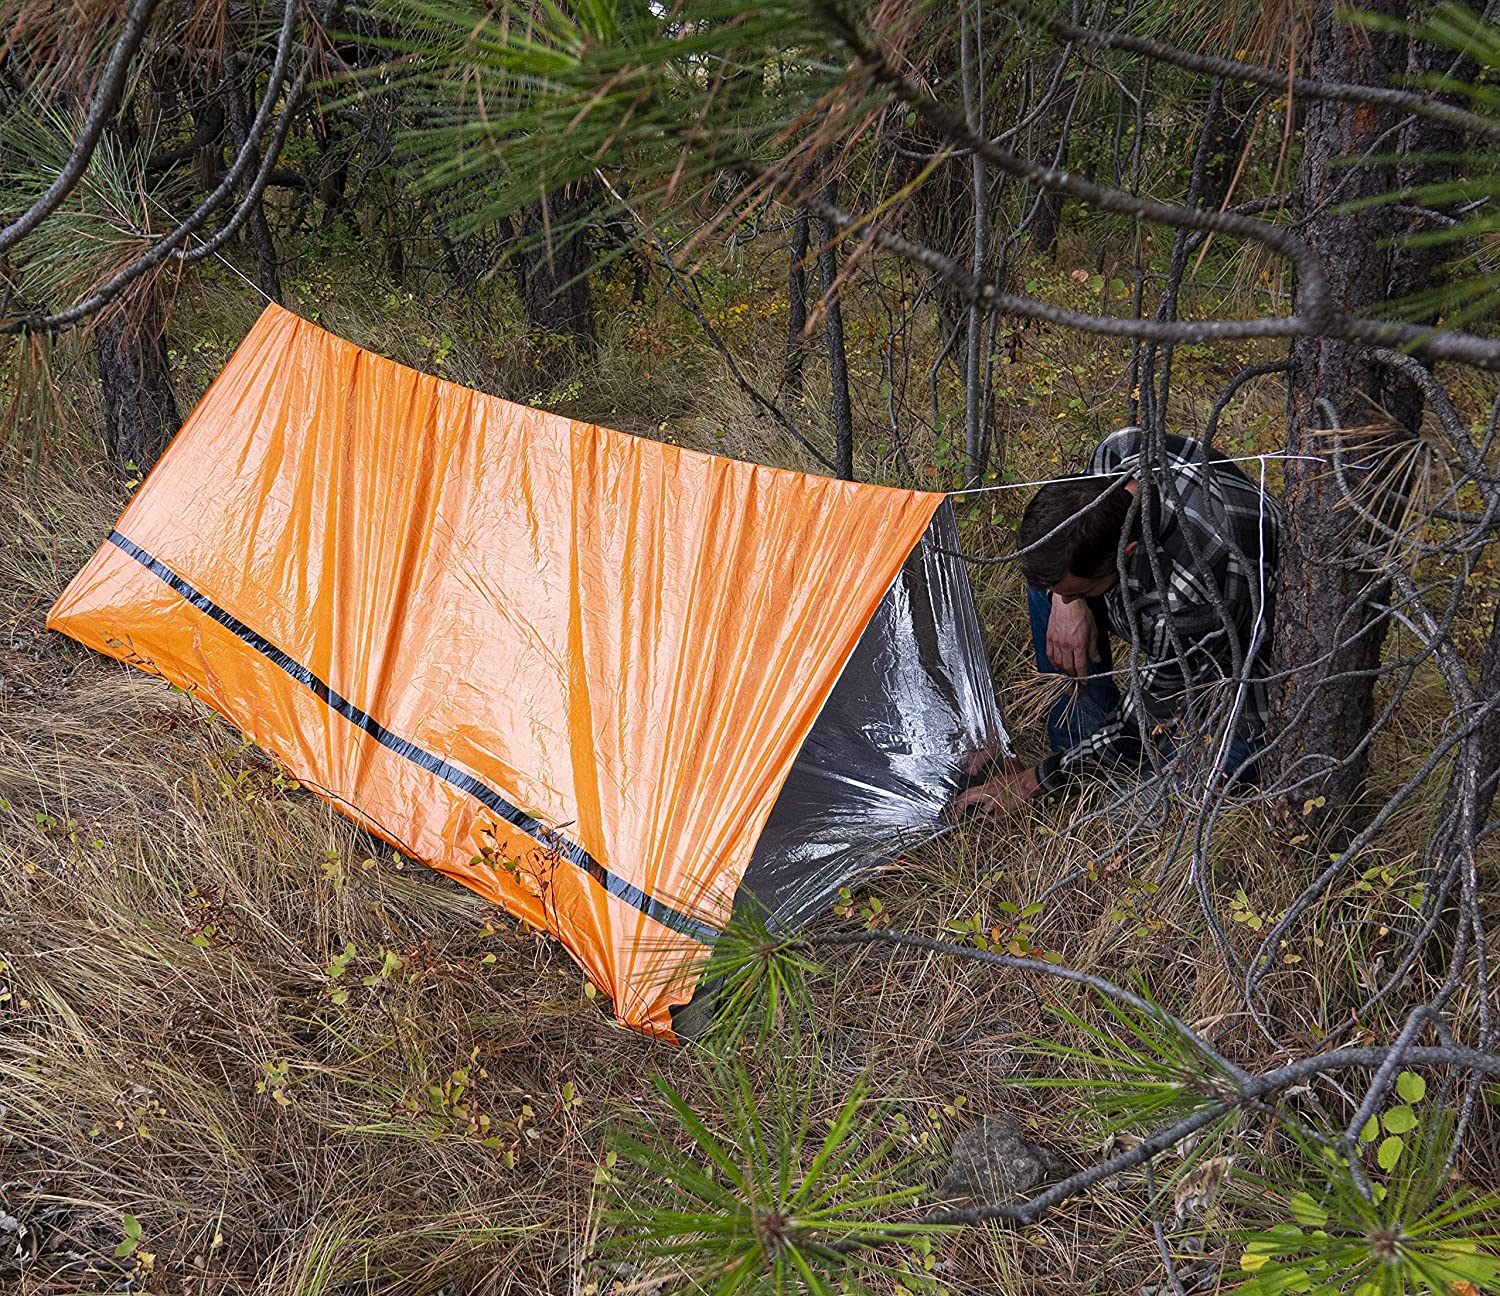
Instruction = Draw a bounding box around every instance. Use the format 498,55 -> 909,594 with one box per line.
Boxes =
962,740 -> 1017,780
1046,595 -> 1097,679
945,764 -> 1041,821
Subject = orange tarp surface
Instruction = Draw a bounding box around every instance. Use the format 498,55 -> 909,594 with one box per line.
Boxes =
50,303 -> 944,1034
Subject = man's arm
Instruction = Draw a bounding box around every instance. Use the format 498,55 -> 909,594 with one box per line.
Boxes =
1036,557 -> 1244,794
1047,595 -> 1098,678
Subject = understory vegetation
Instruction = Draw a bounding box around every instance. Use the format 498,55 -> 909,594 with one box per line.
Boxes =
4,250 -> 1493,1293
3,1 -> 1499,1293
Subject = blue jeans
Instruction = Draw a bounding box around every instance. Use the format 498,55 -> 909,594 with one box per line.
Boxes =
1027,586 -> 1120,753
1026,587 -> 1259,785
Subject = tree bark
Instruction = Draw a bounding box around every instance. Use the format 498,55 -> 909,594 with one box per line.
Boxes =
1200,84 -> 1256,214
1271,0 -> 1406,823
1028,81 -> 1080,259
1380,31 -> 1474,431
226,81 -> 281,301
1029,191 -> 1063,260
315,117 -> 355,235
516,181 -> 597,359
815,180 -> 854,481
630,249 -> 648,305
1421,586 -> 1500,970
144,101 -> 222,177
1437,592 -> 1500,844
95,287 -> 180,472
784,206 -> 810,397
961,0 -> 989,483
382,175 -> 405,287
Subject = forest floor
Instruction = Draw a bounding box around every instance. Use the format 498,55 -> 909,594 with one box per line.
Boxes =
0,233 -> 1490,1294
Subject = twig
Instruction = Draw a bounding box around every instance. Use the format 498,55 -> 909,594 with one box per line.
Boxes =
595,169 -> 837,473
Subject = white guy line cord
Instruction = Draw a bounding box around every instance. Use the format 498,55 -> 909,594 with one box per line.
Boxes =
152,201 -> 1364,499
946,450 -> 1363,496
146,192 -> 276,306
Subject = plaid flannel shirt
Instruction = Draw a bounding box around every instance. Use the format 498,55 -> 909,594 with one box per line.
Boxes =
1034,427 -> 1282,794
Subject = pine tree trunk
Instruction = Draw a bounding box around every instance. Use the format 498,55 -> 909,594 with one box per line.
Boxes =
1028,82 -> 1079,259
784,207 -> 810,397
960,0 -> 988,484
316,118 -> 353,234
1436,592 -> 1500,849
1200,84 -> 1255,214
516,181 -> 597,374
1421,587 -> 1500,967
1029,192 -> 1062,259
815,180 -> 854,481
1380,32 -> 1474,431
226,83 -> 282,301
95,289 -> 180,473
1271,0 -> 1406,823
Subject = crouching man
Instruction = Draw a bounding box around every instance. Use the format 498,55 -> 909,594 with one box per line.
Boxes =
952,426 -> 1281,818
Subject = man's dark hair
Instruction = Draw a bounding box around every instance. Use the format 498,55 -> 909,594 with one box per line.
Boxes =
1017,475 -> 1137,590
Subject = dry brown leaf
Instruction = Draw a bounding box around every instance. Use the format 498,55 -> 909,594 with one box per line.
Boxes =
1173,1155 -> 1234,1223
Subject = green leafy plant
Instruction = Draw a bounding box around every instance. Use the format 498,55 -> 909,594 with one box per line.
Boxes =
833,886 -> 886,930
1231,1110 -> 1500,1295
113,1212 -> 141,1259
601,1060 -> 950,1294
942,899 -> 1063,960
324,940 -> 357,1005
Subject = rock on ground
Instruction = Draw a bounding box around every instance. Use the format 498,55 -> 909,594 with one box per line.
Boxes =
937,1114 -> 1066,1202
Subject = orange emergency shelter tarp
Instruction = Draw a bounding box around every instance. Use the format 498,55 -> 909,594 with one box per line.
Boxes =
49,303 -> 956,1035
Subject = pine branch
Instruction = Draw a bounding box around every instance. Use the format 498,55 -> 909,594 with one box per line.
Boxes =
1043,12 -> 1500,145
0,0 -> 159,255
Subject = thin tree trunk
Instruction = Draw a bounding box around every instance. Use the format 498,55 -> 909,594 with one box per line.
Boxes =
1420,585 -> 1500,972
960,0 -> 988,483
385,223 -> 405,286
96,286 -> 180,472
95,108 -> 181,470
1436,592 -> 1500,848
316,117 -> 354,234
1200,84 -> 1255,214
1381,33 -> 1474,431
1272,0 -> 1406,824
1029,193 -> 1062,260
517,182 -> 597,344
382,177 -> 404,287
784,206 -> 810,397
815,178 -> 854,481
1028,80 -> 1079,259
226,81 -> 281,301
1124,61 -> 1150,425
630,249 -> 648,305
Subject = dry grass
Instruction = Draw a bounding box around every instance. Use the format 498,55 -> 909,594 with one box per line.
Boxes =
999,671 -> 1081,740
1,470 -> 655,1292
2,248 -> 1494,1295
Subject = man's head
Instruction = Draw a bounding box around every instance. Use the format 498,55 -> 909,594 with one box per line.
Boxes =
1017,475 -> 1138,601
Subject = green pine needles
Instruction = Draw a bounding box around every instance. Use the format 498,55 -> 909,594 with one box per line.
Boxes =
697,900 -> 823,1049
1015,992 -> 1244,1137
600,1062 -> 951,1295
612,911 -> 1500,1293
